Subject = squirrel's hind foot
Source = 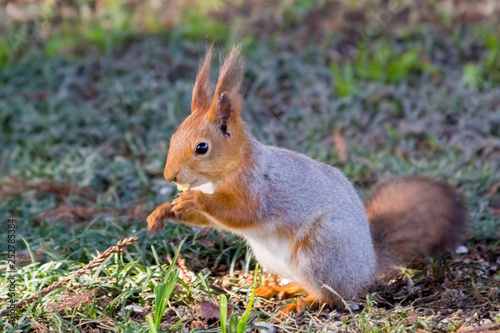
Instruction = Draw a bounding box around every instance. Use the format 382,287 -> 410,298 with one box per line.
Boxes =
254,279 -> 323,318
254,278 -> 304,299
278,295 -> 321,318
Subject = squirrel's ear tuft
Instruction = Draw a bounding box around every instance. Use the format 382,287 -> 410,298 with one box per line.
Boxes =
191,45 -> 214,113
216,92 -> 233,136
209,45 -> 244,122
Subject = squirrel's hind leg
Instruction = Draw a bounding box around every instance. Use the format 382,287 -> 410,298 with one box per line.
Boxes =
254,278 -> 304,299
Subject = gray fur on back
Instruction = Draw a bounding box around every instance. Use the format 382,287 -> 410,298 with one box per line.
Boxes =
234,137 -> 376,301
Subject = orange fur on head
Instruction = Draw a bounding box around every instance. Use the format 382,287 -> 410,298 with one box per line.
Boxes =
163,46 -> 249,184
163,44 -> 255,211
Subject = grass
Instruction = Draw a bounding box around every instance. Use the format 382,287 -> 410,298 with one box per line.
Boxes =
148,240 -> 183,332
1,0 -> 500,332
218,268 -> 259,333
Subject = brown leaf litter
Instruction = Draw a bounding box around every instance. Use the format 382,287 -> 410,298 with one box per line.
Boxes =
46,288 -> 100,312
0,176 -> 97,201
36,205 -> 102,225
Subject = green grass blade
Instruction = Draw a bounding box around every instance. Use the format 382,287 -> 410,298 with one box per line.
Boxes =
151,245 -> 161,267
150,239 -> 185,329
229,314 -> 239,333
170,317 -> 184,331
154,269 -> 179,330
146,314 -> 158,333
220,294 -> 227,333
164,239 -> 185,282
236,265 -> 258,333
21,237 -> 37,264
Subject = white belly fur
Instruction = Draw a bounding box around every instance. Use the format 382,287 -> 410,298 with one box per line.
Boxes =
242,229 -> 299,282
193,183 -> 299,282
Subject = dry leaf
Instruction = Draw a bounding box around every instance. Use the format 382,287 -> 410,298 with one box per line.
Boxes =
200,300 -> 233,320
0,176 -> 96,201
127,203 -> 151,220
491,207 -> 500,217
15,250 -> 44,266
457,322 -> 500,332
46,288 -> 99,312
333,127 -> 348,163
406,310 -> 419,326
488,182 -> 500,195
177,254 -> 194,285
37,205 -> 97,224
200,301 -> 220,319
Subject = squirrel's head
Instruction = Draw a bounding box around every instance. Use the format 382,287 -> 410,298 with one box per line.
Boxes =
164,45 -> 248,189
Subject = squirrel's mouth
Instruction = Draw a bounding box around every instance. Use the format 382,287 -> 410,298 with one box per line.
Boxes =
175,179 -> 219,194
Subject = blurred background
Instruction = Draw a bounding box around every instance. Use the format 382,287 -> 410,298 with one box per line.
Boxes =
1,0 -> 500,331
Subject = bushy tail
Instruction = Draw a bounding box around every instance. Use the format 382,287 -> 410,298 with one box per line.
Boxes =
365,177 -> 468,277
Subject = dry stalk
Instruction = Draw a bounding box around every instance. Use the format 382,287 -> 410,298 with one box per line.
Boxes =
1,236 -> 138,316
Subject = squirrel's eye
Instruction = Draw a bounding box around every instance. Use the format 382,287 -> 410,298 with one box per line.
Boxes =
195,142 -> 209,155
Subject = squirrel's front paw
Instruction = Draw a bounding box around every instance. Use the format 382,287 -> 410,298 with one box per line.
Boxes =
147,202 -> 180,235
171,190 -> 205,213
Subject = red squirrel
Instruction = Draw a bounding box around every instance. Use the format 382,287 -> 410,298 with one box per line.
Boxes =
147,45 -> 467,315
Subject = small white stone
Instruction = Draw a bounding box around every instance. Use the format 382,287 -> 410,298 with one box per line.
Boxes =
347,302 -> 360,311
480,319 -> 492,325
255,322 -> 275,333
407,277 -> 414,289
456,245 -> 468,254
117,304 -> 146,317
280,279 -> 291,285
125,304 -> 146,313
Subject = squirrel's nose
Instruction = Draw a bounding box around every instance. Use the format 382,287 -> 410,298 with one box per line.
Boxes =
164,169 -> 178,183
165,174 -> 177,183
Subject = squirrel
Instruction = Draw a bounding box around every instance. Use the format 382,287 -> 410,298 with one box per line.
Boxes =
147,45 -> 468,315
